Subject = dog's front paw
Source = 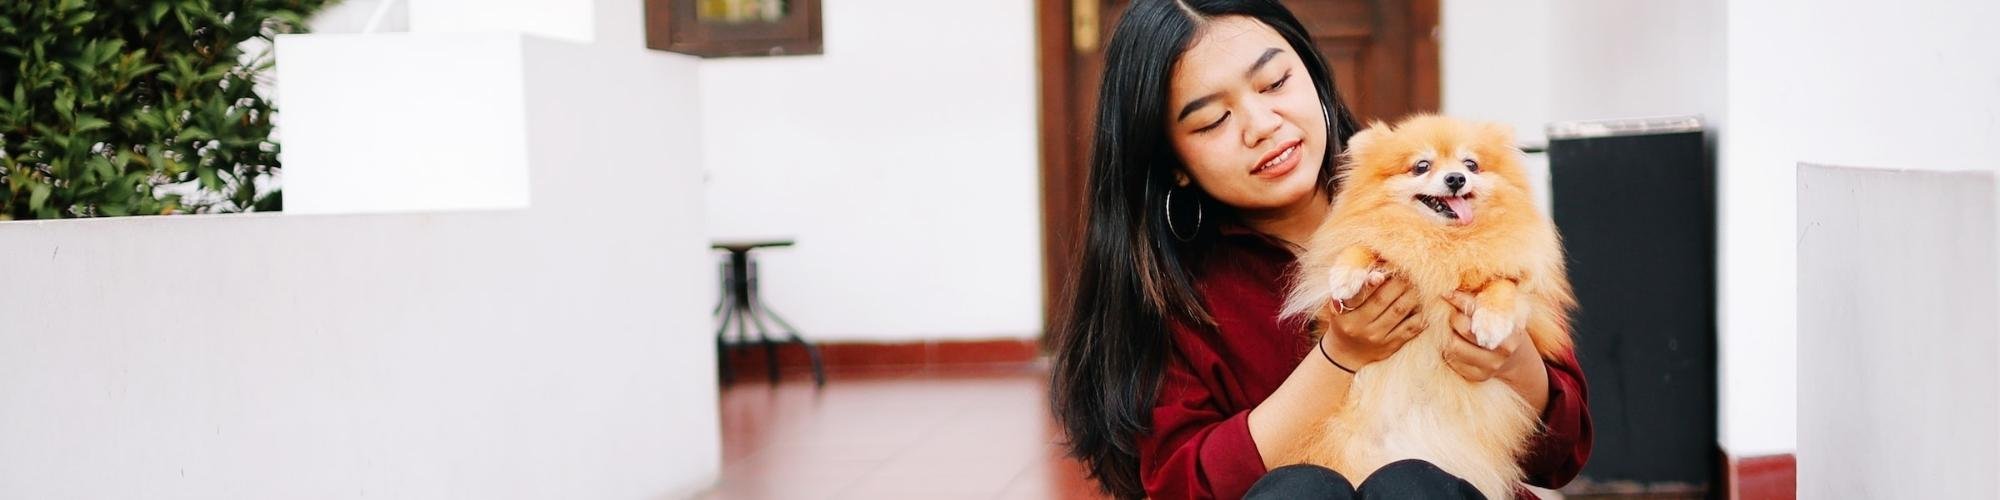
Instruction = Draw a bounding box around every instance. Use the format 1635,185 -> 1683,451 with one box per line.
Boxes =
1470,307 -> 1515,349
1326,266 -> 1372,301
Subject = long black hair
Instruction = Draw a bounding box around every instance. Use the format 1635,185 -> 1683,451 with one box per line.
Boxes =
1047,0 -> 1361,497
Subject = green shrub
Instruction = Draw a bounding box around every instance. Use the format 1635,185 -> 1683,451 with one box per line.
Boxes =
0,0 -> 332,219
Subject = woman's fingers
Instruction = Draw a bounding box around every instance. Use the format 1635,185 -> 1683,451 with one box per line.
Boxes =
1364,284 -> 1422,341
1351,272 -> 1400,312
1443,291 -> 1476,315
1449,305 -> 1473,341
1443,291 -> 1480,344
1443,334 -> 1508,382
1331,265 -> 1390,317
1383,307 -> 1426,347
1344,279 -> 1383,311
1354,277 -> 1410,324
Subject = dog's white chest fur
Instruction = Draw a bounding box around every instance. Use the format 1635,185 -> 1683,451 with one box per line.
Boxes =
1312,304 -> 1539,500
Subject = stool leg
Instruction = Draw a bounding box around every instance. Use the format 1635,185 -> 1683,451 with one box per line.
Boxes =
713,295 -> 738,385
760,323 -> 781,384
753,298 -> 824,387
736,301 -> 764,383
712,257 -> 729,316
714,255 -> 745,386
740,256 -> 781,385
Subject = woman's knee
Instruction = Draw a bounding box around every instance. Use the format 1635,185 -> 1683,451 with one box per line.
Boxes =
1358,459 -> 1485,499
1366,459 -> 1457,484
1246,464 -> 1357,500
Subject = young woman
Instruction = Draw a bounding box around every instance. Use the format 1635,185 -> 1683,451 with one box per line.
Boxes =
1047,1 -> 1593,499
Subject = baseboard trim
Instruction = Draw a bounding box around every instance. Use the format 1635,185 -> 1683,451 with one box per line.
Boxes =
1727,453 -> 1796,500
720,338 -> 1042,375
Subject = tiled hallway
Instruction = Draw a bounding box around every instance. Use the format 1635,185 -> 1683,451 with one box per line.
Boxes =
702,365 -> 1106,499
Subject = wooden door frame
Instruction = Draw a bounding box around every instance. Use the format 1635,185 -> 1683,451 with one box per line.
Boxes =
1035,0 -> 1077,343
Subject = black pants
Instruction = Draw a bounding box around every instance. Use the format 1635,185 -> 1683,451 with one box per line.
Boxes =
1244,459 -> 1487,500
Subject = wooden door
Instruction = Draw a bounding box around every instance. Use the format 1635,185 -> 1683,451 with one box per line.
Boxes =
1036,0 -> 1440,331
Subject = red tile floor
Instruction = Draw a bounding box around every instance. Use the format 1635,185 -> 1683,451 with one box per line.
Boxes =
701,364 -> 1108,499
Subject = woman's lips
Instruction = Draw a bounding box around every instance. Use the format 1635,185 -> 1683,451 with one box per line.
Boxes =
1250,140 -> 1303,179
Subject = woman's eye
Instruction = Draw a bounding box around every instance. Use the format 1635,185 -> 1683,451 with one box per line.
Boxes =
1194,112 -> 1228,133
1413,160 -> 1431,175
1263,73 -> 1291,93
1463,159 -> 1479,172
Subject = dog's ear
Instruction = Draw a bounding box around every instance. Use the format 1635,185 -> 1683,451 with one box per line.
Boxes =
1475,121 -> 1517,149
1344,120 -> 1392,155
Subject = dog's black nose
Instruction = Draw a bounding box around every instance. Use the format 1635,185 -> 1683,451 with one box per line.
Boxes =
1445,172 -> 1466,193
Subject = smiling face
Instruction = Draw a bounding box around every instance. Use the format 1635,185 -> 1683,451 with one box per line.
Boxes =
1164,16 -> 1328,214
1341,115 -> 1530,227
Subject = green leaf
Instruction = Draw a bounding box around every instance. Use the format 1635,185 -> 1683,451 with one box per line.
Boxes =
74,115 -> 109,132
197,165 -> 219,191
64,10 -> 94,28
87,156 -> 113,180
94,39 -> 123,66
28,184 -> 49,210
53,88 -> 74,118
175,126 -> 211,142
125,62 -> 163,80
147,147 -> 170,174
251,189 -> 282,212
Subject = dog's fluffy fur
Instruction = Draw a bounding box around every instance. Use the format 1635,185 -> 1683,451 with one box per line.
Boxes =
1279,115 -> 1576,499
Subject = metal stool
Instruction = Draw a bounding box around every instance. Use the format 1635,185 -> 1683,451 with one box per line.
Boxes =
712,239 -> 825,386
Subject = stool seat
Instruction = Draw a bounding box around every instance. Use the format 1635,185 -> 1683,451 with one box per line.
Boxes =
711,238 -> 824,387
711,239 -> 794,252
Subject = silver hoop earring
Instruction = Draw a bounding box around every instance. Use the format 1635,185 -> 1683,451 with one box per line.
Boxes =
1166,187 -> 1202,242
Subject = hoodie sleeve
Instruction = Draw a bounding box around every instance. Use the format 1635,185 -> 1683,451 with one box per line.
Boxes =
1137,354 -> 1269,499
1519,350 -> 1594,488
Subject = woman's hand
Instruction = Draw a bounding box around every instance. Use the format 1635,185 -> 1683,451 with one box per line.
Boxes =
1442,292 -> 1550,410
1320,270 -> 1425,371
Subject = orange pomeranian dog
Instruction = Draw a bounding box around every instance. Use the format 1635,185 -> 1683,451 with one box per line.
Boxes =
1278,115 -> 1576,499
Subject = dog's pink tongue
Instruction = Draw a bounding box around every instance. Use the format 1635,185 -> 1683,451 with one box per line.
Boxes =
1444,196 -> 1474,223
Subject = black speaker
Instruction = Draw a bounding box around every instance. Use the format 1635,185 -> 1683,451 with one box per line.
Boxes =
1547,116 -> 1718,494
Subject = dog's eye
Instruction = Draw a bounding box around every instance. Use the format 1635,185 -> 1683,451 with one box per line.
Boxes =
1413,160 -> 1431,175
1463,159 -> 1479,172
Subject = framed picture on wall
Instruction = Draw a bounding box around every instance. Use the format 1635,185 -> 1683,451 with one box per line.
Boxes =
644,0 -> 823,57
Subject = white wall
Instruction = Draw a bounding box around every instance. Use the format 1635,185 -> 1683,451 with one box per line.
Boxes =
409,0 -> 596,43
0,34 -> 721,498
1727,0 -> 2000,460
279,34 -> 534,214
284,0 -> 654,216
1440,0 -> 1550,145
698,0 -> 1043,342
305,0 -> 641,45
1545,0 -> 1729,129
590,0 -> 646,49
1797,165 -> 2000,498
1730,0 -> 2000,174
1735,0 -> 2000,491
